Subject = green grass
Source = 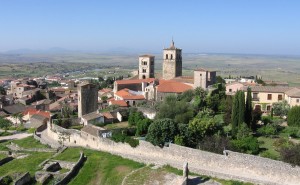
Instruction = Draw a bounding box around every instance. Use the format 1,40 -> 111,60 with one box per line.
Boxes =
13,136 -> 48,149
0,152 -> 54,177
53,147 -> 144,185
103,121 -> 129,129
0,140 -> 10,150
258,137 -> 280,159
0,153 -> 7,159
213,178 -> 254,185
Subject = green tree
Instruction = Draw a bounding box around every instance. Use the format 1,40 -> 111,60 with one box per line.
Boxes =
272,100 -> 290,117
236,122 -> 251,139
216,76 -> 225,84
231,92 -> 239,137
188,117 -> 218,141
146,118 -> 178,147
245,87 -> 252,128
136,118 -> 152,136
223,95 -> 233,125
230,136 -> 259,154
238,91 -> 245,125
288,106 -> 300,127
0,117 -> 12,131
128,111 -> 144,126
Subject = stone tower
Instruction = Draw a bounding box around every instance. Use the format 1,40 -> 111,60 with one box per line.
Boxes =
138,55 -> 155,79
162,39 -> 182,80
77,83 -> 98,118
194,68 -> 217,89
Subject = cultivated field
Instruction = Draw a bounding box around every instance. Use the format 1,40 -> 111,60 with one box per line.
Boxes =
0,53 -> 299,86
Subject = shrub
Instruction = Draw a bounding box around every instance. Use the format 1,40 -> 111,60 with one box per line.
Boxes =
257,124 -> 277,137
0,176 -> 12,185
198,136 -> 231,154
280,144 -> 300,167
273,138 -> 293,151
287,106 -> 300,127
230,136 -> 259,155
282,127 -> 300,138
111,131 -> 139,148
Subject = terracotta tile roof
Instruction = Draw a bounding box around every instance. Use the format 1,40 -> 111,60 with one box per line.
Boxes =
157,81 -> 193,93
23,108 -> 50,118
102,112 -> 114,119
109,100 -> 128,107
115,78 -> 155,85
115,89 -> 145,100
285,88 -> 300,98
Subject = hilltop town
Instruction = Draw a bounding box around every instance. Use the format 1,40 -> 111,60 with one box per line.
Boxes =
0,40 -> 300,185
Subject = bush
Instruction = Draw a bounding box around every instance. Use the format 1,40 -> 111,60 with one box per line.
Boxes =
273,138 -> 294,151
0,176 -> 12,185
282,127 -> 300,138
0,132 -> 12,136
287,106 -> 300,127
230,136 -> 260,155
280,144 -> 300,167
16,126 -> 27,132
111,131 -> 139,148
257,124 -> 277,137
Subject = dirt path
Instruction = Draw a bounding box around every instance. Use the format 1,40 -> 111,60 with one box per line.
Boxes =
0,132 -> 32,141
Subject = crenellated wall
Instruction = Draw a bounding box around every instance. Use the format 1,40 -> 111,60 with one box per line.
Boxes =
41,123 -> 300,185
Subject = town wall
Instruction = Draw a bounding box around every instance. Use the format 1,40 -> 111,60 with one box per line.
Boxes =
43,123 -> 300,185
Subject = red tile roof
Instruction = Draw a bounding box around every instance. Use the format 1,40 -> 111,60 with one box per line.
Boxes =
115,78 -> 155,85
109,100 -> 128,107
115,89 -> 145,100
157,80 -> 193,93
102,112 -> 114,119
23,108 -> 50,118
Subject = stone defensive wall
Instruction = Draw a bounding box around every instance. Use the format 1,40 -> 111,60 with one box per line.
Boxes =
41,123 -> 300,185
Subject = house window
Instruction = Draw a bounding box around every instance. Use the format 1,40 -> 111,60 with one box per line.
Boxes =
171,54 -> 173,59
253,93 -> 258,100
166,54 -> 168,59
278,95 -> 283,101
267,105 -> 271,111
267,94 -> 272,100
297,99 -> 300,103
142,69 -> 146,73
229,89 -> 232,92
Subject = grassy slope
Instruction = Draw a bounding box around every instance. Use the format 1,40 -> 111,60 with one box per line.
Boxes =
54,147 -> 144,185
13,136 -> 49,149
0,152 -> 53,176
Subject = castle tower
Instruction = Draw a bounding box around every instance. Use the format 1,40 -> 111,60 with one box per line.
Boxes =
194,68 -> 217,89
162,39 -> 182,80
138,55 -> 155,79
77,83 -> 98,118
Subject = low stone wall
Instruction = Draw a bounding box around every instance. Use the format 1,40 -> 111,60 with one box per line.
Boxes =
0,156 -> 14,166
14,172 -> 31,185
42,123 -> 300,185
54,152 -> 85,185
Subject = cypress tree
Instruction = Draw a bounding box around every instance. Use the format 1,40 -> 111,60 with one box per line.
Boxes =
231,91 -> 239,137
245,87 -> 252,128
238,91 -> 245,126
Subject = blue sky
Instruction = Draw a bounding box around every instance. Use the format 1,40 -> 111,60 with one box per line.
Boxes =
0,0 -> 300,55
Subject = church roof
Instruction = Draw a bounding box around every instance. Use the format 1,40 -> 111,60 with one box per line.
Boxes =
157,80 -> 193,93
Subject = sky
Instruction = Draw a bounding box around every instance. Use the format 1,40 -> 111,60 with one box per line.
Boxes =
0,0 -> 300,55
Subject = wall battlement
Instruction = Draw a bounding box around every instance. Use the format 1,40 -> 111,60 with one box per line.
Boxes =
40,123 -> 300,185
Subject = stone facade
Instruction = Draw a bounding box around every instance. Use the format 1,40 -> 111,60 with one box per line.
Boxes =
77,83 -> 98,118
163,40 -> 182,80
138,55 -> 155,79
194,69 -> 216,89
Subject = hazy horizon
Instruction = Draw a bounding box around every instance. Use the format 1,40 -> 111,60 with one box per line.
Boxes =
1,1 -> 300,55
